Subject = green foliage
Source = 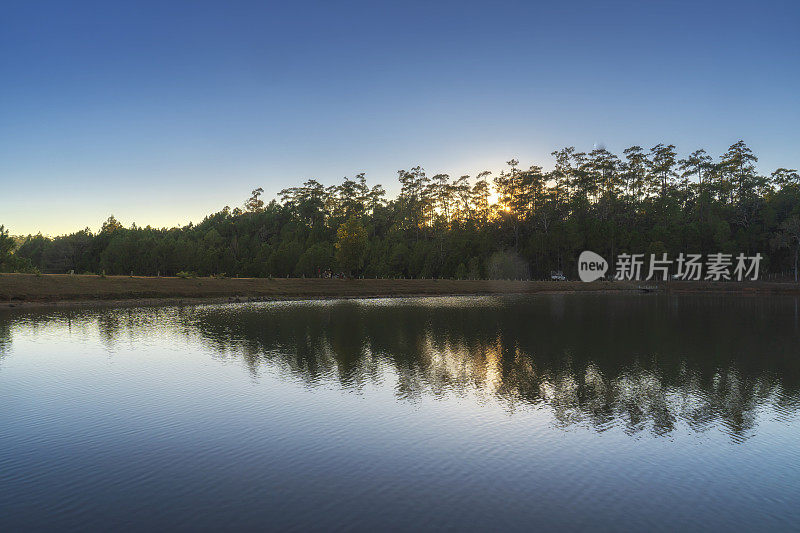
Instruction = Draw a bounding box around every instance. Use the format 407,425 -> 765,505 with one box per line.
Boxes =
335,217 -> 368,275
0,226 -> 38,273
771,216 -> 800,281
487,251 -> 530,280
1,254 -> 36,274
5,141 -> 800,280
177,271 -> 198,279
0,225 -> 15,267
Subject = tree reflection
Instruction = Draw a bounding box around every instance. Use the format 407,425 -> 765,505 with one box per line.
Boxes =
0,314 -> 11,358
186,296 -> 800,439
2,295 -> 799,440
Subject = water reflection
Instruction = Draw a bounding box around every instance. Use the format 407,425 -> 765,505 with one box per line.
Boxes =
2,294 -> 798,441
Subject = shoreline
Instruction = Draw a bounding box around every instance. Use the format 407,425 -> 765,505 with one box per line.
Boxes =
0,291 -> 635,311
1,273 -> 798,310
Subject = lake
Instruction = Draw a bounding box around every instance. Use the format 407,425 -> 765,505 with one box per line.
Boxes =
1,294 -> 799,531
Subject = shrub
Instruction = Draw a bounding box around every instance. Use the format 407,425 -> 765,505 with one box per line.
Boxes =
486,251 -> 530,280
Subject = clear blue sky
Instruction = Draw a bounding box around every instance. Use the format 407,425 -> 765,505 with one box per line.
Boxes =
1,0 -> 798,235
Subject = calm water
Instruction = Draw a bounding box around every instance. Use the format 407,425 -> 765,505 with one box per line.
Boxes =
1,294 -> 799,531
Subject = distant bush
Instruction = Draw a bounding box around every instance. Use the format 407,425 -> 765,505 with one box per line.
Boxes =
177,271 -> 198,279
0,255 -> 37,274
487,251 -> 530,280
0,229 -> 37,273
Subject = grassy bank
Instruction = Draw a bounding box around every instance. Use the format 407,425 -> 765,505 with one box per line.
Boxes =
1,273 -> 797,308
0,273 -> 645,306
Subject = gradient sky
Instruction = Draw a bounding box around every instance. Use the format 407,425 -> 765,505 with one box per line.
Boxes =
1,0 -> 798,236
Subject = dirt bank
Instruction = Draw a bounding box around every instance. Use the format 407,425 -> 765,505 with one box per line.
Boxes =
1,273 -> 797,309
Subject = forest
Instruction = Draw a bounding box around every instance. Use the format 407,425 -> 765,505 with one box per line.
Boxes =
2,141 -> 800,281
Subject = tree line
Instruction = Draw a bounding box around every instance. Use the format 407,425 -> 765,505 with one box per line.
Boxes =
2,140 -> 800,280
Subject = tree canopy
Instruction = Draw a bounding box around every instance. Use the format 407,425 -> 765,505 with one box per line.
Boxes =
5,141 -> 800,280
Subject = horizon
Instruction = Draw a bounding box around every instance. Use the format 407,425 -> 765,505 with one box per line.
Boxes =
2,0 -> 799,236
